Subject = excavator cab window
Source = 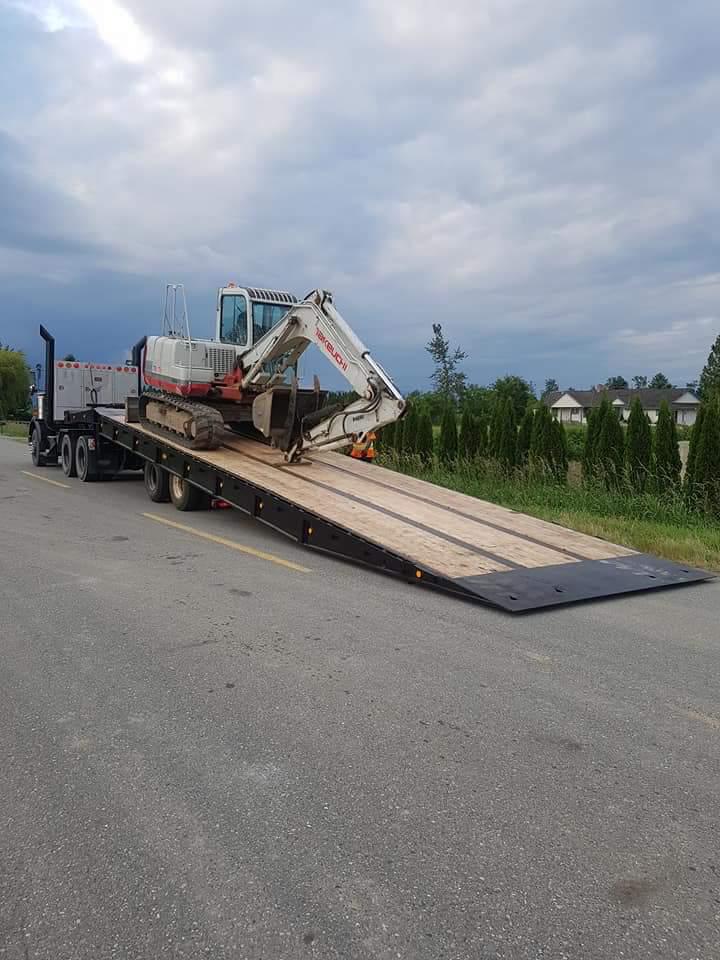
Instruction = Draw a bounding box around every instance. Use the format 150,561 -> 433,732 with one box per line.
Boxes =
219,294 -> 248,346
252,302 -> 290,345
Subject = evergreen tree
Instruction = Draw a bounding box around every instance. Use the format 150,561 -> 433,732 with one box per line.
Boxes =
699,332 -> 720,400
517,407 -> 534,464
583,397 -> 609,482
416,412 -> 435,464
689,399 -> 720,513
550,418 -> 568,482
476,416 -> 488,459
684,402 -> 706,502
458,408 -> 478,460
380,421 -> 395,452
496,397 -> 517,471
625,396 -> 652,492
488,396 -> 505,458
402,405 -> 420,456
595,402 -> 624,488
394,418 -> 405,456
530,404 -> 553,474
438,407 -> 458,464
653,400 -> 682,488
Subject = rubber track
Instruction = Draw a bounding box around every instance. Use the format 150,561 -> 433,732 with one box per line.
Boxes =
142,392 -> 224,451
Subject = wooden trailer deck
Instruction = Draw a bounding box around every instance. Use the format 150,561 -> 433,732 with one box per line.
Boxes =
101,412 -> 712,612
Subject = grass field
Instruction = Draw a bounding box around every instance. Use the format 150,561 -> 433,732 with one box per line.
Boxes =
0,421 -> 29,441
381,454 -> 720,573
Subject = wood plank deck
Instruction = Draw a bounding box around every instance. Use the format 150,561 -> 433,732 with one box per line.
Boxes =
103,411 -> 710,610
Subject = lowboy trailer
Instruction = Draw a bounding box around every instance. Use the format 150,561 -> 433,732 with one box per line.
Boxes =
27,327 -> 712,613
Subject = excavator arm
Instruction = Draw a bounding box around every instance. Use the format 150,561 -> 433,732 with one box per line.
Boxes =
241,289 -> 405,460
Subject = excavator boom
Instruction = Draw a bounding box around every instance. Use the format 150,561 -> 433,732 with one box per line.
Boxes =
242,289 -> 405,460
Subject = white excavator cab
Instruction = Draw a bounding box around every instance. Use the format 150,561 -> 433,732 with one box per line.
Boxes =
215,284 -> 297,349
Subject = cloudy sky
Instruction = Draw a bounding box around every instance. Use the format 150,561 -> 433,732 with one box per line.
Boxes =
1,0 -> 719,392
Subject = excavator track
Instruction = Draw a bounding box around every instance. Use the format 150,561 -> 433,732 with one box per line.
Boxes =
141,392 -> 224,451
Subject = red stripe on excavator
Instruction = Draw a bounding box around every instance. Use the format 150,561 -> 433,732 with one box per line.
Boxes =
143,371 -> 210,398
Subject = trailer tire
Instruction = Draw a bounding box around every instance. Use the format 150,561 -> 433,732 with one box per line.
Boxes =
76,435 -> 99,482
144,462 -> 170,502
168,474 -> 207,511
60,433 -> 77,478
31,426 -> 47,467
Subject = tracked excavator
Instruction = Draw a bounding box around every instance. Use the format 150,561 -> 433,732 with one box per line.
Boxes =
136,283 -> 405,462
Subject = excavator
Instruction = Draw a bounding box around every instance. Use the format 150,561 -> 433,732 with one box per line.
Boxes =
136,283 -> 405,462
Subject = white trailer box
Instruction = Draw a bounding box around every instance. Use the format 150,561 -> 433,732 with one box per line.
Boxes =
54,361 -> 138,419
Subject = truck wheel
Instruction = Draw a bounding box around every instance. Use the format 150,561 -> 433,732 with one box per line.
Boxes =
31,426 -> 47,467
144,462 -> 170,502
169,474 -> 207,511
60,434 -> 77,478
75,435 -> 99,482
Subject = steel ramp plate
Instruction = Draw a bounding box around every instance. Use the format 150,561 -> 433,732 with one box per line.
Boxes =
451,554 -> 712,612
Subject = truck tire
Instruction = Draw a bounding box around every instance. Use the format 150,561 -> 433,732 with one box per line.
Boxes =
168,474 -> 207,511
144,462 -> 170,502
75,435 -> 99,482
60,433 -> 77,478
31,426 -> 47,467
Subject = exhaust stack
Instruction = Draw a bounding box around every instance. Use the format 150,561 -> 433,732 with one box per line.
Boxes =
39,325 -> 55,424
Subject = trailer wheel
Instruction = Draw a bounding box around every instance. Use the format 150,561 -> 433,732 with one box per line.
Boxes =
144,462 -> 170,502
60,433 -> 77,478
169,474 -> 207,511
76,435 -> 99,482
31,426 -> 47,467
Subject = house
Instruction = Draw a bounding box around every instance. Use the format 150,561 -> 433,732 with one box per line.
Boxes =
542,388 -> 701,426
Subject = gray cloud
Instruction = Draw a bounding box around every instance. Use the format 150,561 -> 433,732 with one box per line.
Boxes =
1,0 -> 719,388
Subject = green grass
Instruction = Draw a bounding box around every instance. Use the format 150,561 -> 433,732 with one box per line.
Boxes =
379,453 -> 720,573
0,421 -> 29,441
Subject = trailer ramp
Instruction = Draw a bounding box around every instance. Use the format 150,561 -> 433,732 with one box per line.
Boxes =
101,414 -> 712,612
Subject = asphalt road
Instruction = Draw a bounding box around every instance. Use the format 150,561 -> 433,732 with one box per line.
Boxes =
1,436 -> 719,960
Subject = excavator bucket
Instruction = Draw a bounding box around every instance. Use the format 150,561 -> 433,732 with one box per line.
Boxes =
252,383 -> 328,451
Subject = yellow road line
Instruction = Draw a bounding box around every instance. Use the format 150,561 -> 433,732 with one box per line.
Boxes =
142,512 -> 311,573
684,708 -> 720,731
21,470 -> 70,489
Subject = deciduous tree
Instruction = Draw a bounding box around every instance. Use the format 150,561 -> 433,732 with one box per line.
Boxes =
0,348 -> 31,419
649,372 -> 673,390
426,325 -> 467,407
491,375 -> 534,422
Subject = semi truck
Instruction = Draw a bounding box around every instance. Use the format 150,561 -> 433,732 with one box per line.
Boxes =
25,287 -> 711,612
